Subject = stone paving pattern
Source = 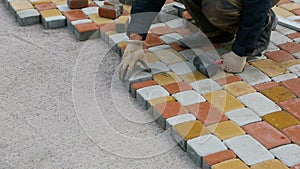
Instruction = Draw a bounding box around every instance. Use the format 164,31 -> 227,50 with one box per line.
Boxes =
3,0 -> 300,168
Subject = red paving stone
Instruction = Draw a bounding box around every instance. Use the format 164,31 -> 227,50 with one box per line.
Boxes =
279,42 -> 300,54
216,76 -> 242,86
254,81 -> 279,92
68,0 -> 88,9
282,124 -> 300,146
63,9 -> 89,22
186,102 -> 228,125
173,27 -> 194,36
264,50 -> 295,63
34,3 -> 56,11
99,22 -> 116,33
150,26 -> 175,36
169,42 -> 187,52
280,78 -> 300,97
182,11 -> 192,20
203,150 -> 237,166
242,121 -> 291,149
287,32 -> 300,39
154,101 -> 189,119
163,82 -> 192,94
279,98 -> 300,120
293,9 -> 300,16
291,164 -> 300,169
131,80 -> 158,97
75,22 -> 98,33
143,33 -> 165,48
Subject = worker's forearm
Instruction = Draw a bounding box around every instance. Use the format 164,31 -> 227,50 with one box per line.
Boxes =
232,0 -> 270,56
127,0 -> 166,40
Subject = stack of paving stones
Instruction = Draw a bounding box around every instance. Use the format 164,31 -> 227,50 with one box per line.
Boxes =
3,0 -> 300,168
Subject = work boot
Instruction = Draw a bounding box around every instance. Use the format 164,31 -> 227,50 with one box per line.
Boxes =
248,9 -> 277,59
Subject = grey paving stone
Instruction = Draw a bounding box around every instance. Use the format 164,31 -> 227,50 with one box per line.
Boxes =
81,7 -> 99,15
179,49 -> 198,63
187,134 -> 227,168
288,64 -> 300,77
238,92 -> 282,117
266,42 -> 280,52
189,79 -> 222,95
136,85 -> 169,109
148,45 -> 171,53
74,26 -> 99,41
166,18 -> 186,29
148,62 -> 170,75
271,73 -> 298,82
271,31 -> 293,45
124,69 -> 153,92
166,114 -> 196,129
276,24 -> 297,35
70,19 -> 92,33
270,144 -> 300,167
56,4 -> 70,12
224,135 -> 274,165
43,16 -> 66,29
168,62 -> 196,76
94,0 -> 104,7
172,90 -> 206,106
16,9 -> 40,26
159,33 -> 183,44
108,33 -> 129,47
237,66 -> 271,86
225,108 -> 262,126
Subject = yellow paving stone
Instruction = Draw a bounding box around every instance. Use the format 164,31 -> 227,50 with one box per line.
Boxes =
51,0 -> 66,5
251,59 -> 287,77
10,0 -> 34,12
145,52 -> 160,63
272,6 -> 295,17
279,2 -> 300,11
207,121 -> 245,140
31,0 -> 51,5
261,86 -> 296,103
153,49 -> 185,65
203,90 -> 245,113
148,96 -> 176,107
123,5 -> 132,13
280,60 -> 300,68
153,72 -> 182,86
173,120 -> 210,140
180,71 -> 207,83
88,14 -> 113,25
210,69 -> 234,80
262,111 -> 300,130
250,159 -> 289,169
40,9 -> 62,18
212,159 -> 250,169
224,81 -> 256,97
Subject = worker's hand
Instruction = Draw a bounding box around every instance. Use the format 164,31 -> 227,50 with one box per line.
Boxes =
119,40 -> 149,81
221,51 -> 247,73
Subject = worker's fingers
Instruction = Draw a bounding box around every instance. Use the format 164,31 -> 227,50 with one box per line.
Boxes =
119,62 -> 129,82
125,61 -> 137,81
138,59 -> 151,73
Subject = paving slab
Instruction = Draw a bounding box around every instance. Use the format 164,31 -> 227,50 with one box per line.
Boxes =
166,114 -> 196,129
16,9 -> 40,26
189,79 -> 222,95
211,159 -> 250,169
270,144 -> 300,167
262,111 -> 300,130
224,81 -> 256,97
136,85 -> 169,109
279,98 -> 300,120
250,159 -> 289,169
225,108 -> 261,126
282,124 -> 300,146
203,150 -> 236,169
207,121 -> 245,140
172,90 -> 206,106
237,66 -> 271,86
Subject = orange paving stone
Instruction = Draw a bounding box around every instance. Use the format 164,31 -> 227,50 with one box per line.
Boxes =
280,78 -> 300,97
264,50 -> 295,63
262,111 -> 300,130
186,102 -> 228,125
34,3 -> 56,11
279,42 -> 300,54
291,164 -> 300,169
261,86 -> 297,103
154,101 -> 188,119
163,82 -> 192,94
168,42 -> 187,52
207,121 -> 245,140
287,32 -> 300,39
173,120 -> 210,140
250,159 -> 289,169
150,26 -> 175,36
143,33 -> 165,48
282,124 -> 300,146
279,98 -> 300,120
63,9 -> 89,22
153,72 -> 182,86
242,121 -> 291,149
203,90 -> 245,113
203,150 -> 237,168
251,59 -> 287,77
75,22 -> 98,32
253,81 -> 279,92
215,76 -> 242,86
280,59 -> 300,68
180,71 -> 207,83
224,81 -> 256,97
131,80 -> 158,97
